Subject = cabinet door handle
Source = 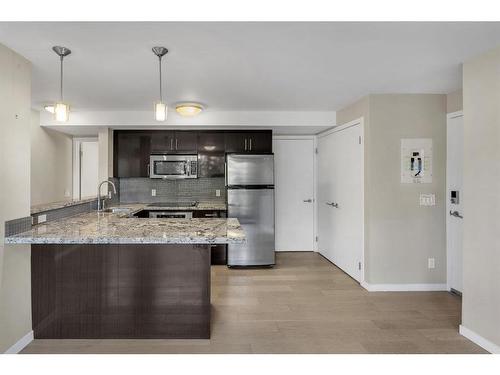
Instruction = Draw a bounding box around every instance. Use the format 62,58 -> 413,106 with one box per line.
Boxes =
244,138 -> 247,151
175,138 -> 178,150
249,138 -> 252,151
147,163 -> 150,177
204,213 -> 218,217
303,199 -> 312,203
170,138 -> 173,150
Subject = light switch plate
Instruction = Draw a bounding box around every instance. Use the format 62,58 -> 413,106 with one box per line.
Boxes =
428,258 -> 435,269
151,189 -> 156,197
216,189 -> 221,197
419,193 -> 435,206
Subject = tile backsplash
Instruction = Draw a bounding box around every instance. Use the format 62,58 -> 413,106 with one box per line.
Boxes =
119,177 -> 226,204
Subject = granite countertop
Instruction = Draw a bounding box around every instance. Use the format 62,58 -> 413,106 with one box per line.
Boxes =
31,196 -> 97,215
5,207 -> 244,245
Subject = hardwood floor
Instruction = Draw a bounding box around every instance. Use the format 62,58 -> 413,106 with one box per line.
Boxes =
21,252 -> 486,354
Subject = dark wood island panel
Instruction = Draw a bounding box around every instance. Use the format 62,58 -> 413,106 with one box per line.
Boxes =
31,244 -> 211,339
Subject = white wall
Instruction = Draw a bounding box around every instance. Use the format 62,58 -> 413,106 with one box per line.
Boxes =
461,46 -> 500,352
335,94 -> 447,286
30,110 -> 73,206
40,109 -> 336,128
0,43 -> 32,353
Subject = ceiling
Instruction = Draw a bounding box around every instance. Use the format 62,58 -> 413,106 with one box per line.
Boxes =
1,22 -> 500,112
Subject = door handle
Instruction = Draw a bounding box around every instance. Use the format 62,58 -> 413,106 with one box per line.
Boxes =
175,138 -> 178,150
249,138 -> 252,151
170,138 -> 173,150
326,202 -> 339,208
449,210 -> 463,219
244,138 -> 247,151
303,199 -> 313,203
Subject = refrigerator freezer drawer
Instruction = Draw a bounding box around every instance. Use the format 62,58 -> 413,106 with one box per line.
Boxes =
227,188 -> 275,266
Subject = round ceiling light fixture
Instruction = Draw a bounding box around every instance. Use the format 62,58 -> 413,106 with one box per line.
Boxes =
175,103 -> 204,117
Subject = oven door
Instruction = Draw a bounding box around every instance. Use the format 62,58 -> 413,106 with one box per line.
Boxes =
149,211 -> 193,219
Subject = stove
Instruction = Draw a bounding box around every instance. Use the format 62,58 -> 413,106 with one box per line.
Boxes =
147,201 -> 198,208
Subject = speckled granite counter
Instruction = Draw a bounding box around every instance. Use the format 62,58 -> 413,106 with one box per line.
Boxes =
5,208 -> 244,245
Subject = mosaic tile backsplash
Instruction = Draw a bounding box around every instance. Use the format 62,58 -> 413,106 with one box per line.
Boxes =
119,177 -> 226,204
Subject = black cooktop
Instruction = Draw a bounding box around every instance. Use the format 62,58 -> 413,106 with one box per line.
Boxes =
147,201 -> 198,208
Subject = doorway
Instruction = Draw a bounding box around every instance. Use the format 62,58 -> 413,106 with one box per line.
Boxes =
446,111 -> 464,294
73,138 -> 99,200
273,137 -> 316,251
317,120 -> 364,282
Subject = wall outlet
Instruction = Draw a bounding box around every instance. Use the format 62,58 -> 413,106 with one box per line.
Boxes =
215,189 -> 221,197
428,258 -> 435,269
151,189 -> 156,197
38,214 -> 47,224
420,193 -> 436,206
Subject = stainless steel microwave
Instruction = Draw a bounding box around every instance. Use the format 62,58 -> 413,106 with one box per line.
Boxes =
149,154 -> 198,179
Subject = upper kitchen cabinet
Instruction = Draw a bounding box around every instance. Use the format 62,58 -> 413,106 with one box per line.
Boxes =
198,131 -> 225,153
174,131 -> 198,153
225,131 -> 272,153
151,131 -> 197,153
150,131 -> 174,153
197,132 -> 225,178
114,131 -> 151,177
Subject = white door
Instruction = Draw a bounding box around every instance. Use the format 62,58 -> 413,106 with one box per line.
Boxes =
80,141 -> 99,199
273,138 -> 315,251
318,123 -> 363,282
447,113 -> 464,293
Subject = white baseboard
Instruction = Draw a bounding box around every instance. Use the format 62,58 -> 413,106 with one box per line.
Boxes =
361,281 -> 447,292
4,330 -> 34,354
460,325 -> 500,354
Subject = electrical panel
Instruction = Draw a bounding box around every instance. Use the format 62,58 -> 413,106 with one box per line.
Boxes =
401,138 -> 433,183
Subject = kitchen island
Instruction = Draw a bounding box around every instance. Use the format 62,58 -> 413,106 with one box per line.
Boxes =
5,209 -> 244,339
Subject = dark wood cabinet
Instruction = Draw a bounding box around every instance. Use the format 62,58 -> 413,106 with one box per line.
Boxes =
197,132 -> 225,178
174,131 -> 197,153
225,131 -> 272,153
150,131 -> 197,153
150,131 -> 174,153
114,129 -> 272,177
114,131 -> 151,177
247,131 -> 272,153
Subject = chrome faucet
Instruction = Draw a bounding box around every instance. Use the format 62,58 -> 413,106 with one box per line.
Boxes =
97,179 -> 117,212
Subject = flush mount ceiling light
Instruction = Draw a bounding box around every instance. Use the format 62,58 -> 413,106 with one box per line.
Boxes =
152,46 -> 168,122
51,46 -> 71,122
176,103 -> 204,117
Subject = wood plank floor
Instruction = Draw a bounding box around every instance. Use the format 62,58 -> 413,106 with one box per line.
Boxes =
21,252 -> 487,354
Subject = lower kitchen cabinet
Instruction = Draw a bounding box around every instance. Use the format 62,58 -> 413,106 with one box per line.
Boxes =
210,244 -> 227,265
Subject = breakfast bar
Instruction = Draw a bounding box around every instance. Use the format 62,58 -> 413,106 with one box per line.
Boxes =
5,209 -> 245,340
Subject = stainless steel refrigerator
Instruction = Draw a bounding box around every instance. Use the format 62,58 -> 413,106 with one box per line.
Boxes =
226,154 -> 275,267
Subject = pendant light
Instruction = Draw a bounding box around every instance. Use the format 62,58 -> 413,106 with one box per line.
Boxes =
152,46 -> 168,122
52,46 -> 71,122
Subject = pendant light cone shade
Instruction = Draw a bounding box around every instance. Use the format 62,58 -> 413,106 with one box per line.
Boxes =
152,47 -> 168,122
52,46 -> 71,122
155,102 -> 167,122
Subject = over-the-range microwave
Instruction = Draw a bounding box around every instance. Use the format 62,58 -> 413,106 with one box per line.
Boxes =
149,154 -> 198,179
